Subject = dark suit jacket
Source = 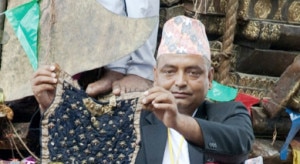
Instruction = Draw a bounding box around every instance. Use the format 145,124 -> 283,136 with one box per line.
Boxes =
135,100 -> 254,164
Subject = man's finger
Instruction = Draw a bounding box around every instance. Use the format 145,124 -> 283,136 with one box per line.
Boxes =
112,81 -> 121,96
86,79 -> 112,97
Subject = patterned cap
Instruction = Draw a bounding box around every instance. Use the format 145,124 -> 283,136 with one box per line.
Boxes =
157,15 -> 211,61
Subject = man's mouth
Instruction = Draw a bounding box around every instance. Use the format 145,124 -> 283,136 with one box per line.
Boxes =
172,92 -> 191,98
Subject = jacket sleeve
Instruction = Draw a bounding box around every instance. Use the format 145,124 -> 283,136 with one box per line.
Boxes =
193,102 -> 255,163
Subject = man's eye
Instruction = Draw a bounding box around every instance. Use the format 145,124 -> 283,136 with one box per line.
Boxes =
162,70 -> 174,74
188,71 -> 200,76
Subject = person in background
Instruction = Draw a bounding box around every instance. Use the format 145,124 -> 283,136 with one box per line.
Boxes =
85,0 -> 160,97
31,15 -> 254,163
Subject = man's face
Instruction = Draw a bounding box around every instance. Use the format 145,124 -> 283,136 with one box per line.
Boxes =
154,54 -> 213,114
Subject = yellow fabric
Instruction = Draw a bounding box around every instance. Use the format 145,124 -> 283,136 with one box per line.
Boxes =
290,139 -> 300,164
293,148 -> 300,164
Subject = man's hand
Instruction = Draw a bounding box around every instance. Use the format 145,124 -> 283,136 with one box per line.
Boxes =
86,70 -> 153,97
141,86 -> 180,128
112,74 -> 153,95
31,65 -> 58,113
141,86 -> 204,146
86,70 -> 124,97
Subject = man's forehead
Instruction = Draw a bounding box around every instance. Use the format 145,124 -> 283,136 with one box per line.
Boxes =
158,53 -> 205,59
157,54 -> 206,65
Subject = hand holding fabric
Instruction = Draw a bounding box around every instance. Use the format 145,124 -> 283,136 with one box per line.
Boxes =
31,65 -> 58,113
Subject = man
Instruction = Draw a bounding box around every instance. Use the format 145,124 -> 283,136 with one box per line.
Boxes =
136,15 -> 254,163
31,15 -> 254,163
85,0 -> 160,97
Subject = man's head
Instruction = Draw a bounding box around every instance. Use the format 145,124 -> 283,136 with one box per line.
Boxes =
154,15 -> 213,114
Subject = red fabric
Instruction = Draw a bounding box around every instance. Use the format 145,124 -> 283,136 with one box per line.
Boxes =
235,93 -> 260,115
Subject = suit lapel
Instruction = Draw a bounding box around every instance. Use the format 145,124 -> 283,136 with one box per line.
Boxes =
194,101 -> 207,119
190,102 -> 206,163
141,113 -> 167,164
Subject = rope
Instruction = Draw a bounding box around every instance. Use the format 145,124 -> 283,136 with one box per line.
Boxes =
8,119 -> 40,161
218,0 -> 239,84
10,135 -> 25,160
192,0 -> 207,19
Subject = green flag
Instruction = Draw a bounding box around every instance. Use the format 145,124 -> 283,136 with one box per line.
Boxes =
207,80 -> 238,102
5,0 -> 39,70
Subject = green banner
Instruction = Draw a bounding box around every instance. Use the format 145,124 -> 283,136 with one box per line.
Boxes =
207,80 -> 238,102
5,0 -> 39,70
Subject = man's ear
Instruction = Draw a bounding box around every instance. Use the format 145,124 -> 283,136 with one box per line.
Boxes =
208,68 -> 214,89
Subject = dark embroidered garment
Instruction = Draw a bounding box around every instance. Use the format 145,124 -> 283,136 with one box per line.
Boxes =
41,70 -> 142,164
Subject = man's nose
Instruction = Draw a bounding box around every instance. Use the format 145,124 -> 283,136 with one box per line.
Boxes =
175,73 -> 187,87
